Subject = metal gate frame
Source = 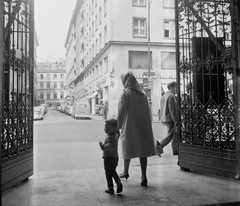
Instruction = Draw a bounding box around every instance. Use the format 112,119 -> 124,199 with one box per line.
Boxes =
1,0 -> 35,191
175,0 -> 240,179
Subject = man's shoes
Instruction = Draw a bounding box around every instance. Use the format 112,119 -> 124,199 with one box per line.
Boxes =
116,182 -> 123,193
105,188 -> 114,194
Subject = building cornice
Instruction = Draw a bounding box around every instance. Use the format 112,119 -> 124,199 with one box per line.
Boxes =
74,40 -> 175,83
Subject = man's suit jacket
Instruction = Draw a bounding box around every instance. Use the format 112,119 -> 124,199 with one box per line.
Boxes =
160,91 -> 177,123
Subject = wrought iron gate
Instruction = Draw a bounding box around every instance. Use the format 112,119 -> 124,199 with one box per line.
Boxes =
175,0 -> 240,179
1,0 -> 34,191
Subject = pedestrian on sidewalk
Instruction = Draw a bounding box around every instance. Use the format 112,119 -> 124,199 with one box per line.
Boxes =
99,118 -> 123,194
158,81 -> 179,155
103,100 -> 108,120
117,72 -> 155,187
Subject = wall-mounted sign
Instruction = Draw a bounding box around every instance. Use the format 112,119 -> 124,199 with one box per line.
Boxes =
96,77 -> 107,86
135,73 -> 176,79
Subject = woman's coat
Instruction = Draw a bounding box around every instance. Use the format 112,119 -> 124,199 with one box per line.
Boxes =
117,88 -> 156,159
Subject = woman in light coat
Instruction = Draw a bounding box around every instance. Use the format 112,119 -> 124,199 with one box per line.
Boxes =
117,72 -> 155,187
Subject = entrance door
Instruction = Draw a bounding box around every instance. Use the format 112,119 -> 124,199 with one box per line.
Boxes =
1,0 -> 35,191
175,0 -> 240,179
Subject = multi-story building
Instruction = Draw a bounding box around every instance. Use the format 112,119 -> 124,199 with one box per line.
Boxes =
65,0 -> 177,118
36,62 -> 67,107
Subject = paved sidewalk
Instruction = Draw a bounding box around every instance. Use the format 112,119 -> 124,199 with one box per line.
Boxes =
2,154 -> 240,206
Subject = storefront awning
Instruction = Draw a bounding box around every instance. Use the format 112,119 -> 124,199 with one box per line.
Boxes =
86,91 -> 98,99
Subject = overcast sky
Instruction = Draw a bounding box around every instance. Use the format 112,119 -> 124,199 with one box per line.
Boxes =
35,0 -> 77,62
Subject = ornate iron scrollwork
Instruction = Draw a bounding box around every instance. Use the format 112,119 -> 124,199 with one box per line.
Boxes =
177,0 -> 235,151
2,0 -> 33,159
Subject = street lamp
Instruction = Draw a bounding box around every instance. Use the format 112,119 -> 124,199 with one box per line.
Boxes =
147,0 -> 153,76
143,0 -> 154,103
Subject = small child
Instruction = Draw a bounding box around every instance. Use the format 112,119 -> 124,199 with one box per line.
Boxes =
99,118 -> 123,194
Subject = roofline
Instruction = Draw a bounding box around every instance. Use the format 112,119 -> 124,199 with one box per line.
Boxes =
64,0 -> 84,48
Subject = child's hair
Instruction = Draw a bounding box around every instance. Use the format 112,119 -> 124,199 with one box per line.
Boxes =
105,118 -> 118,129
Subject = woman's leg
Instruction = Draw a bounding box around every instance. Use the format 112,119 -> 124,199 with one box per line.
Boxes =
120,159 -> 130,179
123,159 -> 130,174
140,157 -> 147,186
140,157 -> 147,178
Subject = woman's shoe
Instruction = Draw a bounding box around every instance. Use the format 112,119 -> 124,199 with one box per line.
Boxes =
141,178 -> 148,187
119,173 -> 129,180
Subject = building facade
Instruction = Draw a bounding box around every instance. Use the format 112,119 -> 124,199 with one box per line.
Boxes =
65,0 -> 178,118
35,62 -> 67,107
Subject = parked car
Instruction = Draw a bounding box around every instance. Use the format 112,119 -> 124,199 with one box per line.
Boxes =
34,107 -> 44,120
68,106 -> 73,116
73,101 -> 91,119
40,104 -> 48,114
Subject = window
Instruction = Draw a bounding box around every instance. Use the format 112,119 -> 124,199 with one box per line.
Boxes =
61,74 -> 64,78
47,74 -> 50,79
99,7 -> 102,25
95,15 -> 98,30
60,82 -> 64,89
96,39 -> 98,54
96,65 -> 99,78
163,0 -> 174,8
133,18 -> 147,37
104,56 -> 108,73
40,93 -> 44,99
54,74 -> 57,78
161,52 -> 176,70
60,93 -> 64,99
40,82 -> 44,89
99,61 -> 103,76
47,83 -> 50,89
104,0 -> 107,15
47,93 -> 50,99
54,82 -> 57,89
99,33 -> 102,49
92,21 -> 94,36
89,27 -> 91,40
164,20 -> 175,38
89,6 -> 91,20
128,51 -> 152,69
40,74 -> 44,79
104,26 -> 107,45
54,93 -> 57,99
132,0 -> 146,7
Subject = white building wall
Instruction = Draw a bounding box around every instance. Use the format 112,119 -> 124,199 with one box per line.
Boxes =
66,0 -> 178,119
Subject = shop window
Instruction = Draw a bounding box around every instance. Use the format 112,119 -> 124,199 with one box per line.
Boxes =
161,52 -> 176,70
129,51 -> 152,69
